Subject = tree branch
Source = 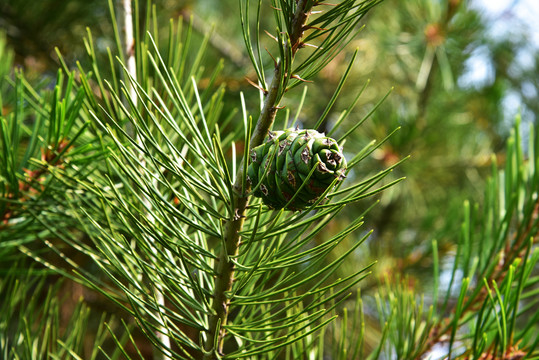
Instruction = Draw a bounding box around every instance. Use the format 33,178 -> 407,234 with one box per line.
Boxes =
202,2 -> 313,358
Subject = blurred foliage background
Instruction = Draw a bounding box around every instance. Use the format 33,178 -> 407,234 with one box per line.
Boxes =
1,0 -> 538,357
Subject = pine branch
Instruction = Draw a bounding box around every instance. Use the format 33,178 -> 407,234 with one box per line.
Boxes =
1,69 -> 88,229
420,198 -> 539,358
416,121 -> 539,359
203,2 -> 315,357
416,0 -> 459,128
119,1 -> 172,358
0,265 -> 115,359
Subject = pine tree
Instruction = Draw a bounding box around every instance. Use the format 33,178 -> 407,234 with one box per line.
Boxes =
1,0 -> 538,359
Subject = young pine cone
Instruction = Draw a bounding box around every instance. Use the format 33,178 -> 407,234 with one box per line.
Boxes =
247,129 -> 347,211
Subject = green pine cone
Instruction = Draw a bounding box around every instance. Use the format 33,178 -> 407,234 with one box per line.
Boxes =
247,128 -> 347,211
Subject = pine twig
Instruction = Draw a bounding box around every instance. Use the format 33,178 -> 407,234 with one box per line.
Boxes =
419,179 -> 539,358
123,0 -> 136,104
1,139 -> 71,226
120,1 -> 172,359
202,1 -> 313,358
